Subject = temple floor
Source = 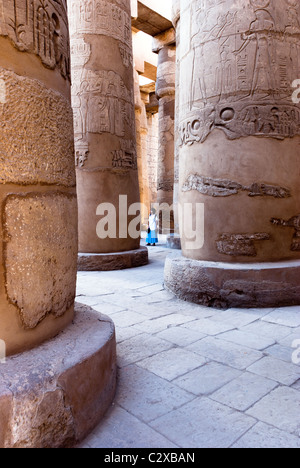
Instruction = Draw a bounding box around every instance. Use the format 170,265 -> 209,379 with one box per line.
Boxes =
76,237 -> 300,448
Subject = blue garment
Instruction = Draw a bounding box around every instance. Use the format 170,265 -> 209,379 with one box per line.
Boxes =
146,230 -> 158,244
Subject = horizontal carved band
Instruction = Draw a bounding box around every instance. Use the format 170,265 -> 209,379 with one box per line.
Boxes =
182,174 -> 291,199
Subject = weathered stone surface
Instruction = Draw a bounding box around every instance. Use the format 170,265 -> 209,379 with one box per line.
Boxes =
179,1 -> 300,144
0,0 -> 70,80
0,0 -> 78,356
4,193 -> 78,329
78,247 -> 148,271
271,214 -> 300,251
173,0 -> 300,306
166,234 -> 181,250
0,68 -> 75,186
216,233 -> 271,257
0,304 -> 117,448
164,253 -> 300,309
69,0 -> 142,256
156,42 -> 176,234
182,174 -> 291,199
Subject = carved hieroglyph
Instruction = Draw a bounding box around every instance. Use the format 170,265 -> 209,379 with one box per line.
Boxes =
0,0 -> 70,79
68,0 -> 131,41
69,0 -> 140,255
69,0 -> 136,170
4,193 -> 78,329
182,174 -> 291,199
0,68 -> 75,186
216,233 -> 271,256
0,0 -> 78,354
179,0 -> 300,145
271,214 -> 300,251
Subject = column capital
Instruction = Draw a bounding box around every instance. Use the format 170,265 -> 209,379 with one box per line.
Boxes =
152,28 -> 176,54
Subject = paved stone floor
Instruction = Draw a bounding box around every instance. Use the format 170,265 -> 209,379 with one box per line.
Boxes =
76,238 -> 300,448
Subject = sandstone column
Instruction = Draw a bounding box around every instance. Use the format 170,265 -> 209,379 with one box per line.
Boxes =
0,0 -> 77,356
166,0 -> 181,250
69,0 -> 148,271
134,71 -> 150,229
153,30 -> 176,234
0,1 -> 116,448
165,0 -> 300,308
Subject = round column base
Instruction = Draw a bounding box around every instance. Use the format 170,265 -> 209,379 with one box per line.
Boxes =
166,234 -> 182,250
78,246 -> 148,271
164,252 -> 300,309
0,304 -> 117,448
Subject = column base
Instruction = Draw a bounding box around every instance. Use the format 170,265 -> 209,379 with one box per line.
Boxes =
164,252 -> 300,309
0,304 -> 117,448
166,234 -> 181,250
78,246 -> 148,271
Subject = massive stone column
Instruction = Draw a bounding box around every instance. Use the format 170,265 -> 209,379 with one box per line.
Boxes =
166,0 -> 181,250
153,29 -> 176,234
0,0 -> 116,448
165,0 -> 300,308
0,0 -> 77,357
69,0 -> 148,271
134,72 -> 150,229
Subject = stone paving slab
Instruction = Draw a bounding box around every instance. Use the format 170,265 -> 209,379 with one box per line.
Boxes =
82,404 -> 178,449
241,321 -> 294,341
232,422 -> 300,449
173,362 -> 241,396
182,318 -> 235,336
149,397 -> 256,448
219,329 -> 276,350
247,356 -> 300,386
210,308 -> 271,327
133,314 -> 195,334
137,348 -> 207,381
246,387 -> 300,436
156,326 -> 206,346
116,333 -> 173,368
187,336 -> 263,370
76,245 -> 300,449
265,344 -> 296,362
116,365 -> 194,423
262,307 -> 300,328
210,372 -> 278,411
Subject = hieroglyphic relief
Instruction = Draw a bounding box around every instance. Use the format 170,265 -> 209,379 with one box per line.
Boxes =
111,139 -> 137,169
75,141 -> 89,167
0,0 -> 70,79
72,69 -> 134,138
271,214 -> 300,251
180,0 -> 300,144
182,174 -> 291,199
68,0 -> 131,44
216,233 -> 271,257
69,0 -> 136,170
71,54 -> 135,167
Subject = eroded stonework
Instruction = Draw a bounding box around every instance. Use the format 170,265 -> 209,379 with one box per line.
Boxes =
0,0 -> 70,79
216,233 -> 271,257
3,193 -> 78,329
68,0 -> 131,43
182,174 -> 291,199
0,68 -> 75,186
271,214 -> 300,251
179,0 -> 300,144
